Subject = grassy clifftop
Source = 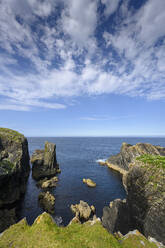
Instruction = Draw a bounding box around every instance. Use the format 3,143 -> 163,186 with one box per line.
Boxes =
0,212 -> 159,248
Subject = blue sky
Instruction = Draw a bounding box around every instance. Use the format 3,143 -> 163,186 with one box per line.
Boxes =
0,0 -> 165,136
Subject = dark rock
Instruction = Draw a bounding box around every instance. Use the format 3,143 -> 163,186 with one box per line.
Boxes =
107,142 -> 165,171
31,141 -> 60,180
0,208 -> 17,232
0,128 -> 30,232
38,191 -> 55,214
102,199 -> 130,235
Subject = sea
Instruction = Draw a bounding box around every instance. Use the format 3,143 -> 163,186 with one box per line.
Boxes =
18,137 -> 165,226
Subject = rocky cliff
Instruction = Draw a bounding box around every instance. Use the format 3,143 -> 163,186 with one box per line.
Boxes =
0,128 -> 30,232
31,141 -> 60,180
102,143 -> 165,245
106,142 -> 165,171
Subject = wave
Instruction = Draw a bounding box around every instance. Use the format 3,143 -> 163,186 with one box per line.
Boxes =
96,158 -> 107,163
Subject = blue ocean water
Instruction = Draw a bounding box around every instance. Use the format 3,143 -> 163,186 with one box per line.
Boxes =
18,137 -> 165,226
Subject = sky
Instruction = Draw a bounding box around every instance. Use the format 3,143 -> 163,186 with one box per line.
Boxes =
0,0 -> 165,136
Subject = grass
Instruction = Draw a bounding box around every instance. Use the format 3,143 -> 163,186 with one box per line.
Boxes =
0,127 -> 24,143
136,154 -> 165,170
0,213 -> 160,248
135,154 -> 165,191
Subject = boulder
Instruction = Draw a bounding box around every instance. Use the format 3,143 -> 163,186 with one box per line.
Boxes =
0,128 -> 30,232
70,201 -> 95,222
38,191 -> 55,214
31,141 -> 60,180
107,142 -> 165,171
37,176 -> 58,189
83,178 -> 96,187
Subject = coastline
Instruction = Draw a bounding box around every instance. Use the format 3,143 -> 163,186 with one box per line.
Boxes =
99,161 -> 127,176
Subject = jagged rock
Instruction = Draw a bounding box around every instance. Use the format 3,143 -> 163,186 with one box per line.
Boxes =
107,142 -> 165,171
70,201 -> 95,222
31,141 -> 60,180
37,176 -> 58,189
38,191 -> 55,214
0,128 -> 30,232
102,199 -> 130,235
83,178 -> 96,187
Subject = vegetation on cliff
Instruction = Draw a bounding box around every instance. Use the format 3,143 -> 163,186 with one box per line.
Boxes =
0,212 -> 160,248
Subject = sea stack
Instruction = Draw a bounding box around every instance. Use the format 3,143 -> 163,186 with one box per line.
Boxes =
0,128 -> 30,232
31,141 -> 60,180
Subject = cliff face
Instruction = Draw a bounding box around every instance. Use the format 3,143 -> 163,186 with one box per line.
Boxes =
103,143 -> 165,245
0,128 -> 30,231
107,142 -> 165,171
124,155 -> 165,244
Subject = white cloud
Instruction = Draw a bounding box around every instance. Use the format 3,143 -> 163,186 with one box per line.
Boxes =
62,0 -> 97,48
101,0 -> 120,17
0,0 -> 165,111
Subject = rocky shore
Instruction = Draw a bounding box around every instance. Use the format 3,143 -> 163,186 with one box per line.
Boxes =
102,143 -> 165,245
0,129 -> 165,247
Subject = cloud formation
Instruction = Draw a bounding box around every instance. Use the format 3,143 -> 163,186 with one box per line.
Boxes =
0,0 -> 165,111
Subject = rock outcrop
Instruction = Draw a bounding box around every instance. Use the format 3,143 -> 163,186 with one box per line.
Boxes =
83,178 -> 96,187
102,143 -> 165,245
70,201 -> 95,222
0,128 -> 30,232
38,191 -> 55,214
31,141 -> 60,180
36,176 -> 58,189
106,142 -> 165,172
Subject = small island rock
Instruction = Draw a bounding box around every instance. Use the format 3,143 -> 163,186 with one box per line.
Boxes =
70,200 -> 95,222
83,178 -> 96,187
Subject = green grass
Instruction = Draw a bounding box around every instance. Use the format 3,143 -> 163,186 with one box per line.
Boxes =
135,154 -> 165,191
136,154 -> 165,170
0,127 -> 24,143
0,213 -> 160,248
